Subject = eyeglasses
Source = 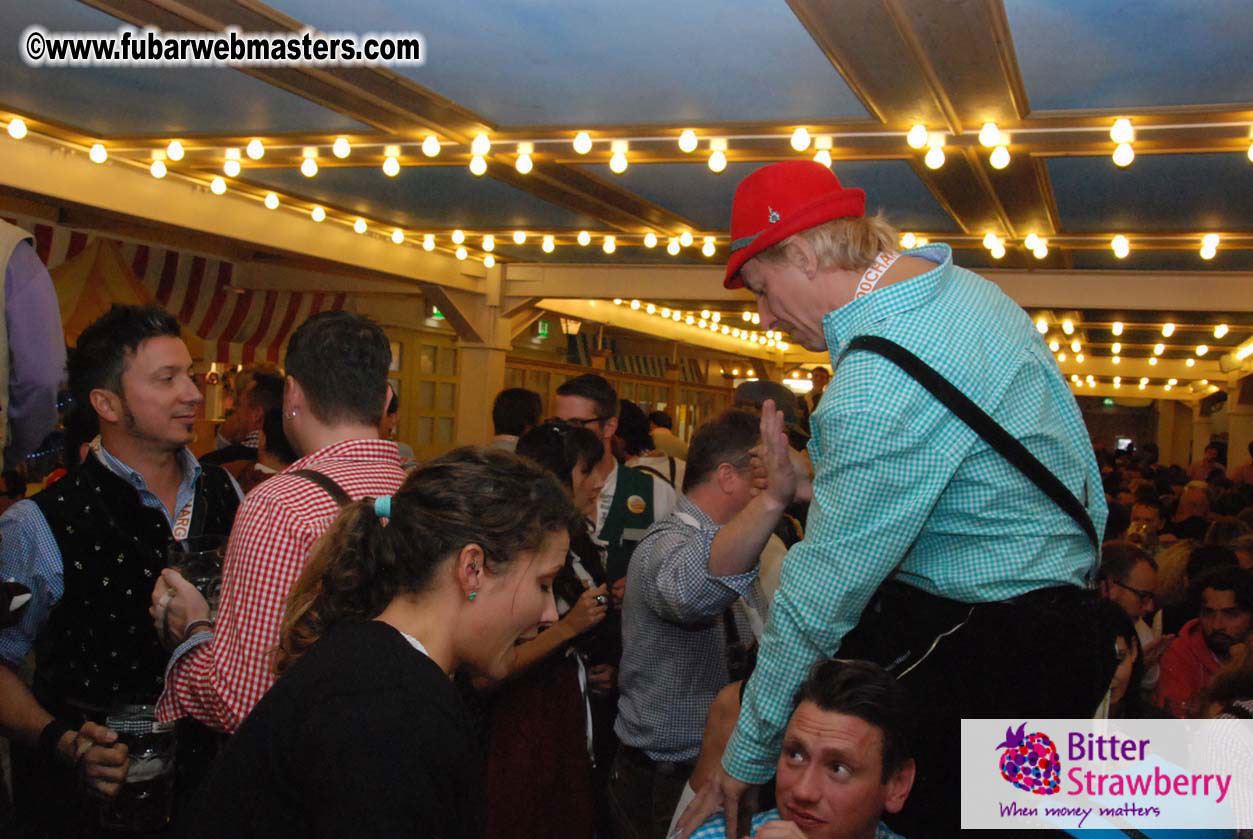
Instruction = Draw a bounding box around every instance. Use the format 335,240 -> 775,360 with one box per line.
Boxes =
560,415 -> 612,429
1111,579 -> 1155,605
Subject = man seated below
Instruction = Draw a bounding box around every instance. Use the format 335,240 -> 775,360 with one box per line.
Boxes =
1156,566 -> 1253,717
689,659 -> 913,839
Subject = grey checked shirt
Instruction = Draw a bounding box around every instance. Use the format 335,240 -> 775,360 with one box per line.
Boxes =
614,495 -> 757,762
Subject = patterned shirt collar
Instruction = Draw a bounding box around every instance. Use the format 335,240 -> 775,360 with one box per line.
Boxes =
676,492 -> 718,529
823,243 -> 951,358
288,438 -> 402,471
95,443 -> 202,492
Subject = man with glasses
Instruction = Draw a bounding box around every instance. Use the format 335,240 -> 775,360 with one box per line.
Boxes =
1099,542 -> 1169,700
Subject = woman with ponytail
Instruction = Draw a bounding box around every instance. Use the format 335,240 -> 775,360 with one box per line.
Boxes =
184,447 -> 580,839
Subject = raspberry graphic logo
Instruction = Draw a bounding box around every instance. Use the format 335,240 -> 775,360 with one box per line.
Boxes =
995,722 -> 1061,795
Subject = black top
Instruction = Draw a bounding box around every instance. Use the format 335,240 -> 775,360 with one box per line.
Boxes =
184,620 -> 482,839
199,442 -> 257,467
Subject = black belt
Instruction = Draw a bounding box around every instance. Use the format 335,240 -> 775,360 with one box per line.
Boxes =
619,744 -> 694,777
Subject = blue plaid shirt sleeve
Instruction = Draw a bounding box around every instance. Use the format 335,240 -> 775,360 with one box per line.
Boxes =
640,522 -> 758,624
722,409 -> 960,782
0,499 -> 63,664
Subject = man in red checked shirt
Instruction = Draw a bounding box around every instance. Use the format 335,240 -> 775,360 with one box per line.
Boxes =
154,311 -> 407,732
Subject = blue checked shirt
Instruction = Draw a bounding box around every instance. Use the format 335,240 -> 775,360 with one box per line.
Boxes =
723,244 -> 1106,783
0,446 -> 206,665
688,808 -> 904,839
615,495 -> 757,762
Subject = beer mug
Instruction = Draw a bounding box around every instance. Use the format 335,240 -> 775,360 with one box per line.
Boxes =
99,702 -> 177,832
166,535 -> 227,615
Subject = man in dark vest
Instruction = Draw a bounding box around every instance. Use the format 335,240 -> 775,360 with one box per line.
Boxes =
0,304 -> 240,836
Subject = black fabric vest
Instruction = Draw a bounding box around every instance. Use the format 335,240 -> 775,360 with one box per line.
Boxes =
30,453 -> 239,712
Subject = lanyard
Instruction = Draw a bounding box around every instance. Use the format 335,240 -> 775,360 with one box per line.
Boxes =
853,251 -> 901,300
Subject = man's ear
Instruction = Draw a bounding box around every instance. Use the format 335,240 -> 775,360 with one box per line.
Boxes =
601,415 -> 618,441
713,462 -> 738,495
89,388 -> 123,425
785,236 -> 820,278
882,758 -> 916,814
284,376 -> 304,417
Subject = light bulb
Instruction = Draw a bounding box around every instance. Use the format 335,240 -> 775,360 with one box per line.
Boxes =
752,313 -> 760,325
1058,353 -> 1067,362
1049,340 -> 1060,352
209,176 -> 226,195
300,157 -> 318,177
708,150 -> 727,173
603,236 -> 616,254
224,159 -> 241,177
1153,343 -> 1164,355
1196,344 -> 1209,356
470,133 -> 491,156
577,231 -> 591,247
900,232 -> 917,249
743,311 -> 753,322
1033,244 -> 1048,259
1034,317 -> 1048,334
311,206 -> 326,222
984,233 -> 1001,250
353,218 -> 367,234
630,300 -> 641,310
166,140 -> 184,161
89,143 -> 107,163
455,246 -> 467,261
1024,233 -> 1042,250
7,118 -> 28,140
482,235 -> 494,252
246,139 -> 264,160
1071,339 -> 1082,353
1161,322 -> 1175,337
778,341 -> 789,351
1076,353 -> 1085,363
1112,322 -> 1123,336
790,127 -> 811,152
979,122 -> 1000,148
1062,319 -> 1074,335
513,231 -> 527,245
515,153 -> 532,174
484,254 -> 495,268
678,130 -> 698,153
989,145 -> 1010,169
711,312 -> 721,323
572,131 -> 592,155
680,230 -> 694,248
1202,233 -> 1221,249
423,234 -> 435,251
1110,118 -> 1134,144
686,315 -> 694,325
646,303 -> 656,315
422,135 -> 441,157
702,240 -> 716,257
1186,358 -> 1195,367
150,159 -> 167,179
721,325 -> 729,335
1211,323 -> 1228,339
541,235 -> 555,253
990,243 -> 1006,259
667,239 -> 680,255
813,149 -> 832,167
662,308 -> 672,319
1112,355 -> 1120,365
1112,143 -> 1134,167
391,229 -> 404,244
1112,343 -> 1121,354
1200,246 -> 1217,260
264,192 -> 279,209
643,232 -> 658,248
1111,235 -> 1129,258
469,155 -> 487,176
382,156 -> 400,176
1071,374 -> 1080,383
906,124 -> 928,149
609,151 -> 628,174
1149,357 -> 1158,366
332,137 -> 351,158
924,146 -> 945,169
1248,141 -> 1253,163
451,230 -> 465,245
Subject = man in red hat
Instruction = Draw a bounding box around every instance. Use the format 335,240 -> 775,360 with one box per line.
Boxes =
676,161 -> 1109,836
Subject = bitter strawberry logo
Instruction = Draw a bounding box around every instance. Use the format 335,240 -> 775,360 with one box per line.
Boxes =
996,722 -> 1061,795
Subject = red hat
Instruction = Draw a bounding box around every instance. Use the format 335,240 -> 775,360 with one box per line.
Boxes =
724,161 -> 866,288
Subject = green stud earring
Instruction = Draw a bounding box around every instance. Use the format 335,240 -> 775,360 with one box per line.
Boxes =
468,592 -> 477,601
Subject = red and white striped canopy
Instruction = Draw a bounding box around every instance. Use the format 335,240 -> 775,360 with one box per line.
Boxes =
5,214 -> 345,364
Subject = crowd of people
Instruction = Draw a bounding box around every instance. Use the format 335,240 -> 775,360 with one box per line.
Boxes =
0,162 -> 1250,839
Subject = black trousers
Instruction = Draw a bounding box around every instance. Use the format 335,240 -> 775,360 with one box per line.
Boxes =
836,581 -> 1110,839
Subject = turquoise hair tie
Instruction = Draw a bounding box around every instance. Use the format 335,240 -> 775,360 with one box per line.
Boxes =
374,496 -> 392,519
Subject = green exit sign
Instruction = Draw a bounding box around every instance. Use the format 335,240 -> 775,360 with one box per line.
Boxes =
537,319 -> 550,338
431,306 -> 445,320
1103,398 -> 1115,407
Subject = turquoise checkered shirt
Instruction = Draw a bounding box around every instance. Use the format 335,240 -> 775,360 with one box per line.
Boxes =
723,244 -> 1106,783
689,807 -> 905,838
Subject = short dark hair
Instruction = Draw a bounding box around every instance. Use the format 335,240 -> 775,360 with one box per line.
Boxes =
247,371 -> 284,415
67,304 -> 182,416
284,312 -> 391,427
1187,544 -> 1239,584
648,410 -> 673,430
1,470 -> 26,499
792,659 -> 912,781
261,405 -> 298,467
682,409 -> 760,494
1194,566 -> 1253,614
516,421 -> 604,490
556,374 -> 618,421
616,400 -> 654,457
1098,541 -> 1156,583
492,388 -> 543,436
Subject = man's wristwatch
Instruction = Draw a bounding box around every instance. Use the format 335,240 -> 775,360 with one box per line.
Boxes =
38,717 -> 74,761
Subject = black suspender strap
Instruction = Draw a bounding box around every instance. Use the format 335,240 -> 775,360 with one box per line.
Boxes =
288,469 -> 352,507
845,335 -> 1099,552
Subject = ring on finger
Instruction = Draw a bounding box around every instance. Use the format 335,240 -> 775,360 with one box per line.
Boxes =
158,587 -> 175,612
595,595 -> 607,606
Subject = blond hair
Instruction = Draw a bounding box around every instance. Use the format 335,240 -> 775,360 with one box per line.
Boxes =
754,213 -> 899,274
